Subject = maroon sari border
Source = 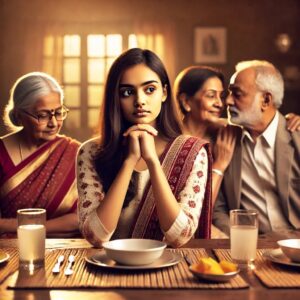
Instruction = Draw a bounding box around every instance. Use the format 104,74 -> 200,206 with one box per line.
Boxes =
144,136 -> 207,240
0,136 -> 61,182
45,163 -> 76,216
128,137 -> 177,237
0,139 -> 15,172
130,135 -> 212,240
44,138 -> 79,217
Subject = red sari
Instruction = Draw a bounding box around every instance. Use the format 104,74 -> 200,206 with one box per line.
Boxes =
130,135 -> 212,239
0,135 -> 80,219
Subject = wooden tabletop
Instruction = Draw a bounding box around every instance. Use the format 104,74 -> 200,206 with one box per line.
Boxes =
1,232 -> 300,300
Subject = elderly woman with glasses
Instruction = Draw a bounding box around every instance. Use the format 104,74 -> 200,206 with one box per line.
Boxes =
0,72 -> 80,236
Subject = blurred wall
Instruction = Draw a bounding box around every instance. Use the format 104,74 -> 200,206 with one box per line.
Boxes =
1,0 -> 299,137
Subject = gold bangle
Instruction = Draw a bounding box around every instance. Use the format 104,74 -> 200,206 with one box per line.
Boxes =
212,168 -> 224,176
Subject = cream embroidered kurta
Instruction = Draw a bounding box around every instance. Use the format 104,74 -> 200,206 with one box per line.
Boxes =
77,138 -> 208,247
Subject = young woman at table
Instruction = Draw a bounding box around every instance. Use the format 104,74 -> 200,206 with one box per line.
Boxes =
77,48 -> 212,248
0,72 -> 80,236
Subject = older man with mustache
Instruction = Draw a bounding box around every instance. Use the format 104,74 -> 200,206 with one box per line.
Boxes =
213,60 -> 300,235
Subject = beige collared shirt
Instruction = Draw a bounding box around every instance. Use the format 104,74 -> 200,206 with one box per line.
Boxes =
240,111 -> 292,233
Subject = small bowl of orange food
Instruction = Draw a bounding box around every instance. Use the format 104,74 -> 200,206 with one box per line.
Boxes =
188,257 -> 240,282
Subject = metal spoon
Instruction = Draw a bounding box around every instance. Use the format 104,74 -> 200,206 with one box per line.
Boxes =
52,255 -> 65,274
64,255 -> 75,276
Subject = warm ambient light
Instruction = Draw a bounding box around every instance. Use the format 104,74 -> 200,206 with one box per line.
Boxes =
275,33 -> 292,53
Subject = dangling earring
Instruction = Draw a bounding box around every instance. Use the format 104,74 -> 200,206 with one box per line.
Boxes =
185,107 -> 191,112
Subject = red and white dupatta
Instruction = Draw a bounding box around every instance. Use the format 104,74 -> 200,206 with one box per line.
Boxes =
130,135 -> 212,240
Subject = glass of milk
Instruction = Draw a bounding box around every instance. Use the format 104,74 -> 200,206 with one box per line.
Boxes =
230,209 -> 258,268
17,208 -> 46,271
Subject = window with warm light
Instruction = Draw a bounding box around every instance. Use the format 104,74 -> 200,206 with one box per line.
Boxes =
43,32 -> 165,141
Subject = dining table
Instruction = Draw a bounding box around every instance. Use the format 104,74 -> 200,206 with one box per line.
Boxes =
1,230 -> 300,300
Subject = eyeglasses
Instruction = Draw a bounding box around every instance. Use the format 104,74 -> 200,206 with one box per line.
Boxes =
21,105 -> 69,124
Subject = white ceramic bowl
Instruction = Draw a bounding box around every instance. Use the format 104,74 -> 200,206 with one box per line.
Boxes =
102,239 -> 167,266
277,239 -> 300,262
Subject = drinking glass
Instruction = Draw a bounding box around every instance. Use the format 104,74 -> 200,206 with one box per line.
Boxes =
17,208 -> 46,270
230,209 -> 258,268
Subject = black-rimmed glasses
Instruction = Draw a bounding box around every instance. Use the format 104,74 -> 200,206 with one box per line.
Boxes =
21,105 -> 69,124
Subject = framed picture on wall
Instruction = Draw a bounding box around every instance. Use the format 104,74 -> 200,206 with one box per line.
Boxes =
194,27 -> 227,64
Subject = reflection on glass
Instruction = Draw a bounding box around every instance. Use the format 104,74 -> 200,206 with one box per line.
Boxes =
64,35 -> 81,56
64,110 -> 80,129
64,58 -> 80,83
88,59 -> 105,83
88,108 -> 100,129
88,35 -> 105,57
64,86 -> 81,107
106,34 -> 122,56
88,86 -> 103,106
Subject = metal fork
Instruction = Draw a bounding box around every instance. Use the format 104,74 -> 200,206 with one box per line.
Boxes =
64,255 -> 75,276
52,255 -> 65,274
184,254 -> 193,266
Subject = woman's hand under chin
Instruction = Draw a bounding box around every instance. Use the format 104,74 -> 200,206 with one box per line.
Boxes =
123,129 -> 142,165
123,124 -> 159,164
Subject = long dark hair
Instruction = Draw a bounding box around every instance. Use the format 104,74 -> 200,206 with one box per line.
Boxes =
173,66 -> 225,115
95,48 -> 181,198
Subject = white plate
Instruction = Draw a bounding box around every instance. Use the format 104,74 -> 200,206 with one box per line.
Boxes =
263,248 -> 300,268
85,249 -> 181,270
189,267 -> 240,282
0,251 -> 10,264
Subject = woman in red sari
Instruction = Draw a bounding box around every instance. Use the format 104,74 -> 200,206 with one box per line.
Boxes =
77,48 -> 212,248
0,72 -> 80,235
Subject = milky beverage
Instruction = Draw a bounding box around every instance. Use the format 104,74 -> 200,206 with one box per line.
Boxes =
18,224 -> 45,267
230,225 -> 258,263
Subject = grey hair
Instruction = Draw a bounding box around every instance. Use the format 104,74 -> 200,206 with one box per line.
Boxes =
235,60 -> 284,108
3,72 -> 64,131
